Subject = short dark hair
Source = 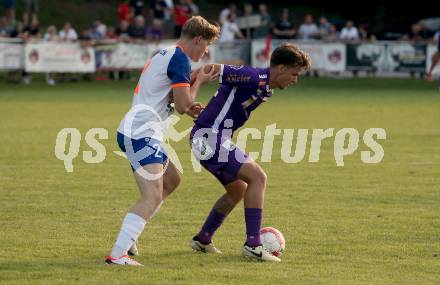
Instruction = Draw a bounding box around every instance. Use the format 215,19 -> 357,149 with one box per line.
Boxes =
270,43 -> 311,70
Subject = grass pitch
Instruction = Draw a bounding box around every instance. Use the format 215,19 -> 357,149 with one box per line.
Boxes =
0,78 -> 439,284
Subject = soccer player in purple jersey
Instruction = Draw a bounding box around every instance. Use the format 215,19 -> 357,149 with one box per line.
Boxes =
189,43 -> 311,261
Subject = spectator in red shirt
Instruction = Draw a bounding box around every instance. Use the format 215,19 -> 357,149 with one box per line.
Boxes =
118,0 -> 133,23
174,0 -> 191,38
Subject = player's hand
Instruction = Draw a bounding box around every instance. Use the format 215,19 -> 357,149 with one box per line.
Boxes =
190,67 -> 201,85
197,64 -> 219,84
426,72 -> 433,82
185,102 -> 204,118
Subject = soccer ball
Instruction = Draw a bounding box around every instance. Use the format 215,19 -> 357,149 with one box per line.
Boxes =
260,227 -> 285,257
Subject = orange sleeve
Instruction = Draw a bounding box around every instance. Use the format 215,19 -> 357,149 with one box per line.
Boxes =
171,83 -> 190,88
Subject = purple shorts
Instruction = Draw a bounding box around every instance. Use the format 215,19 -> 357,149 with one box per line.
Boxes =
190,126 -> 248,186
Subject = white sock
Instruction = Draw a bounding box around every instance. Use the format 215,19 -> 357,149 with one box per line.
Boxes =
111,213 -> 146,258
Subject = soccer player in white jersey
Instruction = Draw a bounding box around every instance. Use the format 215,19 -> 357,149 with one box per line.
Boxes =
105,16 -> 220,266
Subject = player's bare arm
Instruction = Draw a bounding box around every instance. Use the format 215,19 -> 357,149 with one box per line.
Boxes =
174,66 -> 218,117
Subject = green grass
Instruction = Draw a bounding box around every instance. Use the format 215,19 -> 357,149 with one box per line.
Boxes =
0,78 -> 439,284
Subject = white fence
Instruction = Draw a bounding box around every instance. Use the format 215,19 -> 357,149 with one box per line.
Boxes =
0,38 -> 438,76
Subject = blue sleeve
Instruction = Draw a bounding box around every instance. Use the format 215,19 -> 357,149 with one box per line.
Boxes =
220,65 -> 259,88
167,49 -> 191,85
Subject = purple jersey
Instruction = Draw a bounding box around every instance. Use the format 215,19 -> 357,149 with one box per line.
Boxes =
195,64 -> 272,135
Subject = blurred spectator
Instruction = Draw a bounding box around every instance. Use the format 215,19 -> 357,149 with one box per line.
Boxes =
219,3 -> 236,25
43,25 -> 58,41
128,15 -> 147,39
403,23 -> 431,42
147,18 -> 162,42
162,0 -> 174,38
298,14 -> 319,40
174,0 -> 191,38
0,16 -> 14,37
3,0 -> 16,21
23,0 -> 39,25
16,21 -> 31,85
318,16 -> 332,39
106,26 -> 118,40
434,30 -> 440,43
23,16 -> 40,39
240,3 -> 254,39
187,0 -> 198,15
96,20 -> 107,36
10,21 -> 31,84
89,25 -> 101,41
219,12 -> 243,42
432,31 -> 440,43
130,0 -> 144,16
325,23 -> 339,41
253,3 -> 271,39
43,25 -> 58,86
116,19 -> 131,40
150,0 -> 167,36
359,24 -> 376,41
272,8 -> 295,39
59,22 -> 78,41
163,0 -> 174,17
79,29 -> 91,41
118,0 -> 131,23
89,20 -> 106,41
339,20 -> 359,41
9,21 -> 25,38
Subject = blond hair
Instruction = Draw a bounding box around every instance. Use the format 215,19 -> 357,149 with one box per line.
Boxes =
181,16 -> 220,42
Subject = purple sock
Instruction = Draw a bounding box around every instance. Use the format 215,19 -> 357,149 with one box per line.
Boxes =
197,208 -> 226,244
245,208 -> 262,247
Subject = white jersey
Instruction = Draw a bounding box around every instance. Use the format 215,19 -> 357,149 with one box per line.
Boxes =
118,46 -> 191,141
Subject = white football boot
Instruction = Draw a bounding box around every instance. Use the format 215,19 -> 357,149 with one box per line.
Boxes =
105,255 -> 143,266
242,244 -> 281,262
190,236 -> 222,254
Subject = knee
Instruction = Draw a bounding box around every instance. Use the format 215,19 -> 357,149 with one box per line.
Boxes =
239,163 -> 267,189
252,167 -> 267,189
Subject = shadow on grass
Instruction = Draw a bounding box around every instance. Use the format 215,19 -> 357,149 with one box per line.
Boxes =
152,249 -> 265,264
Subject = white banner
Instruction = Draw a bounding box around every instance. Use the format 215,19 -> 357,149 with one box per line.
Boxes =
0,41 -> 24,70
25,42 -> 95,73
251,39 -> 270,68
323,43 -> 346,72
213,41 -> 245,65
237,15 -> 262,29
95,42 -> 150,70
384,42 -> 427,72
95,40 -> 213,71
